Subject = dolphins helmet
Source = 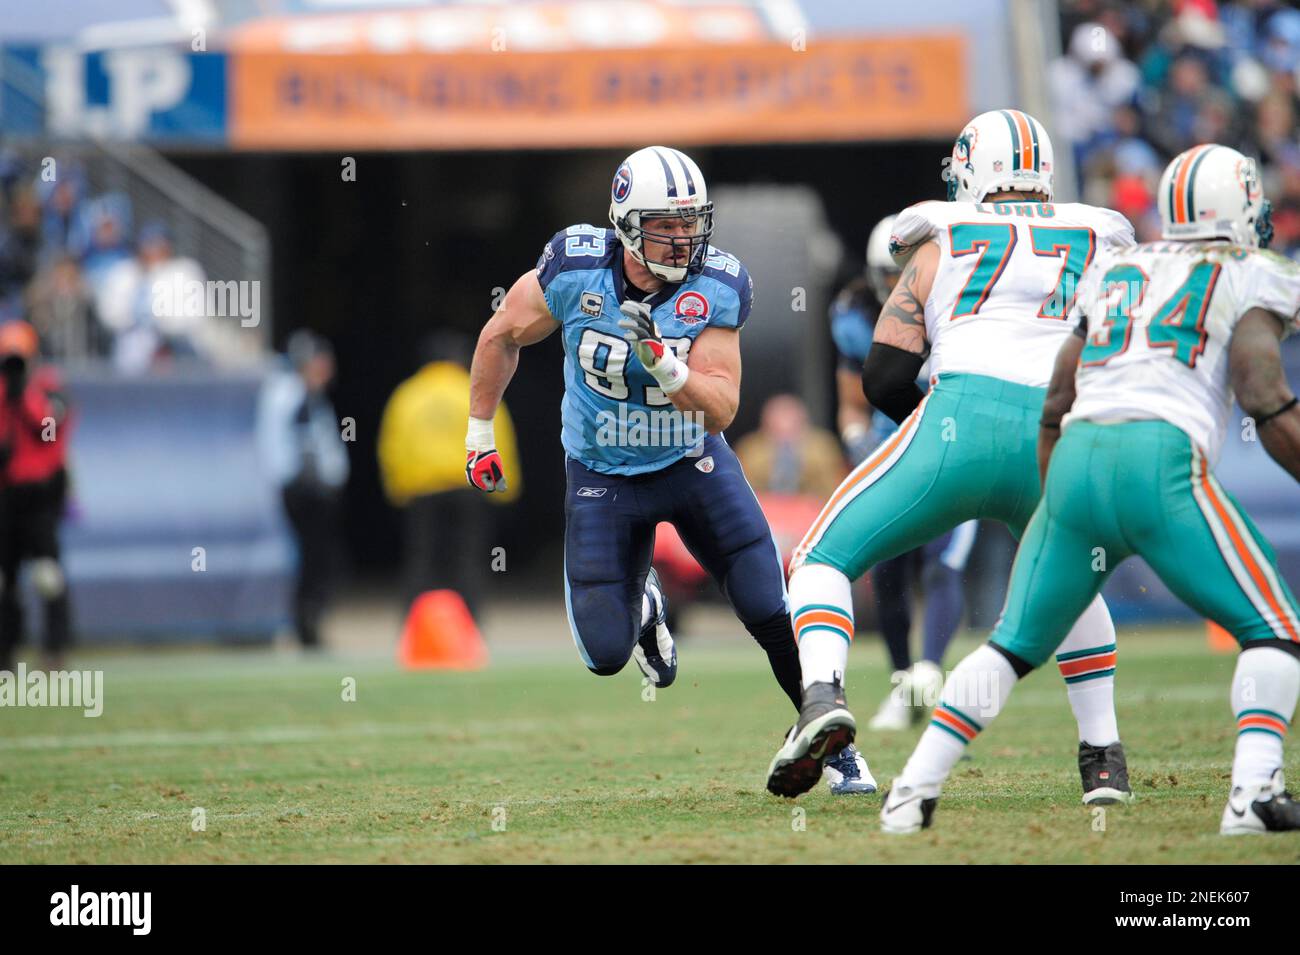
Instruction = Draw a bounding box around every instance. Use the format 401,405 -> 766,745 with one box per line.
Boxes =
1157,143 -> 1273,248
946,109 -> 1054,203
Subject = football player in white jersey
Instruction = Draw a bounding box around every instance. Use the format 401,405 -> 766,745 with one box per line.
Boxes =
882,143 -> 1300,835
767,110 -> 1135,801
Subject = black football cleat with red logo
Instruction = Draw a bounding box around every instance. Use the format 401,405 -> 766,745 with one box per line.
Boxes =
1078,741 -> 1133,805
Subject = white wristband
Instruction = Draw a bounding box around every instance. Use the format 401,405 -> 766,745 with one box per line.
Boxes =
466,415 -> 496,452
649,350 -> 690,396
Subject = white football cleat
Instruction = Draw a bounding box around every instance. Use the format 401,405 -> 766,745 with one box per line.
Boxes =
1220,768 -> 1300,835
880,779 -> 941,834
867,671 -> 913,731
823,744 -> 878,795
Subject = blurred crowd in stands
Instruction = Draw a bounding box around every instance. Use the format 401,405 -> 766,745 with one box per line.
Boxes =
0,148 -> 255,373
1056,0 -> 1300,255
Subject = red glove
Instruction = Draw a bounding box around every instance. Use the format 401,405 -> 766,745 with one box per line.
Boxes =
466,449 -> 507,492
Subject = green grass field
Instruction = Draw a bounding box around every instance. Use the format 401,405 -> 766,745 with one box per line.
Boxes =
2,628 -> 1298,864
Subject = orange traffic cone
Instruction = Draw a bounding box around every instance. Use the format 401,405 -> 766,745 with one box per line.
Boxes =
398,590 -> 489,670
1206,620 -> 1236,654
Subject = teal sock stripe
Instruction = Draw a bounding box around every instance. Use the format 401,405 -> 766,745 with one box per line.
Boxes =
1063,668 -> 1115,685
793,603 -> 852,618
1055,642 -> 1116,663
930,720 -> 971,745
1238,727 -> 1286,740
797,624 -> 851,643
1236,708 -> 1290,725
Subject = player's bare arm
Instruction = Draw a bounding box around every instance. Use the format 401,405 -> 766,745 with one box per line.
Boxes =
466,268 -> 557,491
469,269 -> 556,420
1230,307 -> 1300,482
1038,331 -> 1085,485
872,240 -> 936,356
861,240 -> 937,423
670,325 -> 740,433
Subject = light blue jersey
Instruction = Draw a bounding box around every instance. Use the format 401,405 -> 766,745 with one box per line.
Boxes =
537,224 -> 752,475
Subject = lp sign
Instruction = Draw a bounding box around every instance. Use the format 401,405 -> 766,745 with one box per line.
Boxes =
9,45 -> 227,143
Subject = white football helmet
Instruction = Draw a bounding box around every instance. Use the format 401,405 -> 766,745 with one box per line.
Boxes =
866,215 -> 900,303
609,146 -> 714,284
946,110 -> 1054,203
1157,144 -> 1273,248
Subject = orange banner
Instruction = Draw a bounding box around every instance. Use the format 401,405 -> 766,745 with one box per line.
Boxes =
229,35 -> 967,150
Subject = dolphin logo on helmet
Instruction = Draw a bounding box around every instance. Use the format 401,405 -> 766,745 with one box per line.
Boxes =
608,146 -> 715,284
945,110 -> 1055,203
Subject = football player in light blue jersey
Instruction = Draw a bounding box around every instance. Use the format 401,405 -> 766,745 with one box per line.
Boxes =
465,146 -> 875,795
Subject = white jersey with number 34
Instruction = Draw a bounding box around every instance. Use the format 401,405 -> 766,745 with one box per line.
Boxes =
890,199 -> 1135,388
1067,242 -> 1300,463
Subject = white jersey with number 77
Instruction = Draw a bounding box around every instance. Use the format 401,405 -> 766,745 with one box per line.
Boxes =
889,199 -> 1136,388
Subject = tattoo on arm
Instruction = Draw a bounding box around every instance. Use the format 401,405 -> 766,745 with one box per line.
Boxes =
876,253 -> 931,356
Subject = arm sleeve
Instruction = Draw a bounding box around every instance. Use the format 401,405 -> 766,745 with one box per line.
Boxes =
862,343 -> 925,424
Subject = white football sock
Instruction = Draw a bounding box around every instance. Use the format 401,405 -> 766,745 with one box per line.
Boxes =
1053,595 -> 1120,746
898,644 -> 1017,789
789,563 -> 854,691
1230,646 -> 1298,790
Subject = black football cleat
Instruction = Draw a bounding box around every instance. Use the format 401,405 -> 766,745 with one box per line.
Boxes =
1079,740 -> 1133,805
766,679 -> 856,798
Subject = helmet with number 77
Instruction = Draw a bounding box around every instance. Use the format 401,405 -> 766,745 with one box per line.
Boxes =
1157,144 -> 1273,248
945,109 -> 1055,203
608,146 -> 714,284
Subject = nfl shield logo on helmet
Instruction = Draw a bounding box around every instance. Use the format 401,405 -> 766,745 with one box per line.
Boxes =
612,162 -> 633,203
674,291 -> 709,324
695,456 -> 714,473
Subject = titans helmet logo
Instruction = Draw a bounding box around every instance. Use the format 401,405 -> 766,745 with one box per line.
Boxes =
612,162 -> 633,203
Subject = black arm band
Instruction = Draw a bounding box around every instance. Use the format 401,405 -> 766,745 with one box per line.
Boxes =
862,343 -> 926,425
1256,396 -> 1298,427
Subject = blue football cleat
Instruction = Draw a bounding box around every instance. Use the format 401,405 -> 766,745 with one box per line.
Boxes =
632,568 -> 677,688
824,744 -> 878,795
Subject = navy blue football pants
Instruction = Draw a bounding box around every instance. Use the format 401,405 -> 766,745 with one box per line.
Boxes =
564,434 -> 802,709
